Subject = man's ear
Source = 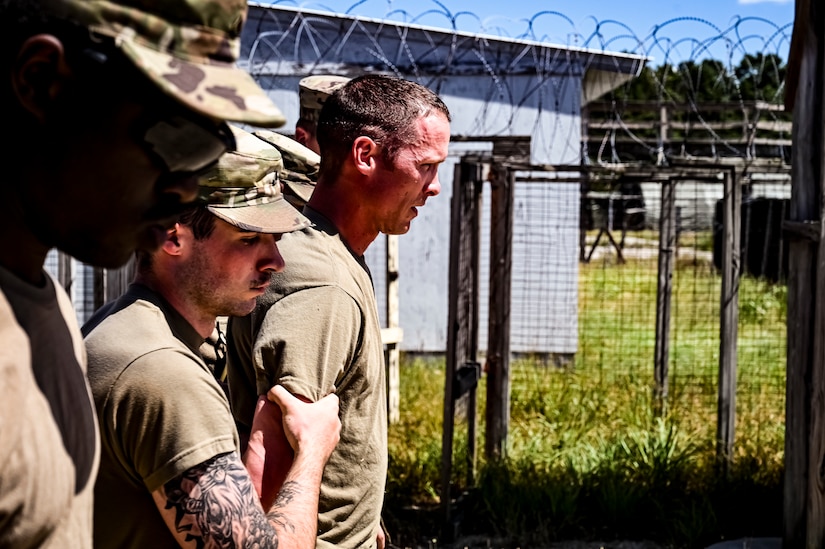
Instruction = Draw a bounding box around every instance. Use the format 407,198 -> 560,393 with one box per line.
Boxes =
13,35 -> 70,124
161,224 -> 187,256
352,136 -> 379,175
294,125 -> 311,147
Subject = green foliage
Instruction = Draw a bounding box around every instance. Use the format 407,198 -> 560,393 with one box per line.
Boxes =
386,359 -> 783,547
734,53 -> 787,104
603,53 -> 792,161
738,281 -> 786,325
384,259 -> 786,548
386,357 -> 445,505
615,53 -> 787,105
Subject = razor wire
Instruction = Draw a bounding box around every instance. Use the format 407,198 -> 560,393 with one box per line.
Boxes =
246,0 -> 793,164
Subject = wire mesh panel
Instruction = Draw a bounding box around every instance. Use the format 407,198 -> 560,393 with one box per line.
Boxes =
501,167 -> 789,457
45,252 -> 136,326
44,251 -> 96,325
509,174 -> 581,360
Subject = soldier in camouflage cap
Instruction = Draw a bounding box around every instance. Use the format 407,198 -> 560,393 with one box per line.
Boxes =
0,0 -> 289,546
200,125 -> 311,234
253,129 -> 320,209
83,123 -> 339,549
295,75 -> 352,155
243,75 -> 350,210
38,0 -> 287,127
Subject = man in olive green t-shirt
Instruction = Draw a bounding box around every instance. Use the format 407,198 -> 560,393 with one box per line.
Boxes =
0,0 -> 290,546
84,127 -> 341,549
226,75 -> 452,549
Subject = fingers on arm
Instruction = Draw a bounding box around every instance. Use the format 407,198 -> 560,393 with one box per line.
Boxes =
266,385 -> 341,461
151,452 -> 283,548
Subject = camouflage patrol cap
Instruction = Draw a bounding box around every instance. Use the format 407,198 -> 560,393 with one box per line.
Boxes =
40,0 -> 286,127
299,75 -> 352,123
253,129 -> 319,208
199,126 -> 311,234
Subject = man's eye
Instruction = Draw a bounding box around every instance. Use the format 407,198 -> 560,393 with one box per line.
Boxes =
241,236 -> 259,245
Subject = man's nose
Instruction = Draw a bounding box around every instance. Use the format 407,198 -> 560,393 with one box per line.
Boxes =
426,174 -> 441,197
260,237 -> 286,273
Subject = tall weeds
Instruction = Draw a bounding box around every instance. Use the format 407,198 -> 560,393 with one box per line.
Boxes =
385,255 -> 785,547
386,357 -> 783,548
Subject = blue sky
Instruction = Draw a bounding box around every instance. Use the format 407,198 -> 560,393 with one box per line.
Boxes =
265,0 -> 795,63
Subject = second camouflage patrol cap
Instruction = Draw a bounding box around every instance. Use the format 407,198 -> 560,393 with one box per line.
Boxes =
299,75 -> 352,123
40,0 -> 286,128
253,129 -> 319,205
199,125 -> 311,234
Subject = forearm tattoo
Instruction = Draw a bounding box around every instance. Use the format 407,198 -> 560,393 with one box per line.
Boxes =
161,452 -> 290,548
267,480 -> 300,533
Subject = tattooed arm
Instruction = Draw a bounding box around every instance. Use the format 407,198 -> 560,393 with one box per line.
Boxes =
152,387 -> 340,549
152,452 -> 284,549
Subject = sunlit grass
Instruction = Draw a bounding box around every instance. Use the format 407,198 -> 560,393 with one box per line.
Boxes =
385,247 -> 786,548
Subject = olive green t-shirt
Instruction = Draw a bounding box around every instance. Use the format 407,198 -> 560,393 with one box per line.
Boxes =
227,208 -> 387,549
84,283 -> 239,549
0,267 -> 98,549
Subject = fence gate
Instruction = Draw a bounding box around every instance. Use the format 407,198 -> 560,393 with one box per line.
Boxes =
438,156 -> 778,540
440,158 -> 484,540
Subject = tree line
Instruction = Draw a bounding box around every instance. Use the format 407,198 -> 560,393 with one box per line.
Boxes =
584,53 -> 791,163
614,52 -> 787,106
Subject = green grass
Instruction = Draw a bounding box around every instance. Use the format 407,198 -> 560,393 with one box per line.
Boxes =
384,246 -> 786,548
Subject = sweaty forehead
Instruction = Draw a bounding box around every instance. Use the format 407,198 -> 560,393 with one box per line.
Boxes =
411,113 -> 450,161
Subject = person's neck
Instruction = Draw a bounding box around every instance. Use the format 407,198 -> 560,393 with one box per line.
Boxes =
308,184 -> 378,257
134,272 -> 216,339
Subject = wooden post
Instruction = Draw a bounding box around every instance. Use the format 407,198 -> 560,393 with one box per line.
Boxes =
653,180 -> 676,415
580,105 -> 591,262
441,165 -> 461,536
653,102 -> 674,416
467,166 -> 482,488
485,164 -> 514,459
717,168 -> 741,471
441,160 -> 482,538
783,0 -> 825,545
385,234 -> 401,424
657,104 -> 669,165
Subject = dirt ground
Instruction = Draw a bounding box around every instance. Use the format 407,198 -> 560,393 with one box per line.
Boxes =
394,536 -> 667,549
395,536 -> 781,549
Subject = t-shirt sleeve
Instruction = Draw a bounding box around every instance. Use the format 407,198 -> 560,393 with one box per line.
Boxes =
253,285 -> 363,401
100,348 -> 238,493
0,292 -> 28,465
